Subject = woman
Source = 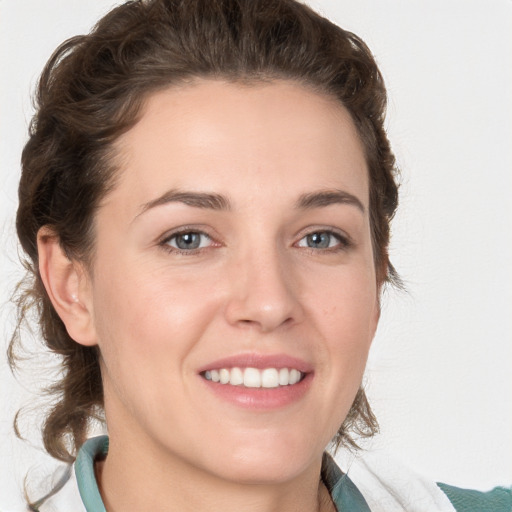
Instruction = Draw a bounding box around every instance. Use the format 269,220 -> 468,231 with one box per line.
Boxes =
6,0 -> 510,511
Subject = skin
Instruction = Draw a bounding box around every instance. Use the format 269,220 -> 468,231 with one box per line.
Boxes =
39,80 -> 380,512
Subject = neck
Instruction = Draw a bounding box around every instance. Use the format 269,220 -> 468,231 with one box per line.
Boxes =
97,431 -> 333,512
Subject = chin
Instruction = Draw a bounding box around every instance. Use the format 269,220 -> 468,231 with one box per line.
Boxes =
198,431 -> 325,485
212,456 -> 312,485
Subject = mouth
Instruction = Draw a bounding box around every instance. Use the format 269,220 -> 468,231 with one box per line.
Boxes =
198,354 -> 313,409
202,367 -> 305,388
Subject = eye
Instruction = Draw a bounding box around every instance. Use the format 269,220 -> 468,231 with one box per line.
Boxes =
296,230 -> 348,250
163,231 -> 212,251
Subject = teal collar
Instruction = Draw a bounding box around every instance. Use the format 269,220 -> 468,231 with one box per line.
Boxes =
75,436 -> 370,512
322,452 -> 371,512
75,435 -> 108,512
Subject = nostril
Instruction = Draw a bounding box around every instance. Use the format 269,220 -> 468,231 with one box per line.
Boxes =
238,318 -> 258,326
235,315 -> 295,332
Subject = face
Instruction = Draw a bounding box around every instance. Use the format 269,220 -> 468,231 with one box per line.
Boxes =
84,80 -> 379,483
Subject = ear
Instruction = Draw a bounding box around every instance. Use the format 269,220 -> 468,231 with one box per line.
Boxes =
37,226 -> 97,347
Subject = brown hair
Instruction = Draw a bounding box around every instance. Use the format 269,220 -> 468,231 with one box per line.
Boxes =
10,0 -> 399,462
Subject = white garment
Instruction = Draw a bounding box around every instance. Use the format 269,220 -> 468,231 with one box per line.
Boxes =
336,449 -> 456,512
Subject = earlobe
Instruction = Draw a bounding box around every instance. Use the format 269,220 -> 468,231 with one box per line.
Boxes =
37,226 -> 97,347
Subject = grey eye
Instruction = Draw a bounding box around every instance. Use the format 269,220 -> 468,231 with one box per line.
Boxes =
297,231 -> 344,249
167,232 -> 210,250
309,232 -> 331,248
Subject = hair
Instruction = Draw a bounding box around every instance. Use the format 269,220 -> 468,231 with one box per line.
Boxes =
10,0 -> 399,463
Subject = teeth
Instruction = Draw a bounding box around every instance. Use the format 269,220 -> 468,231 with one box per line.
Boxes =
219,368 -> 230,384
261,368 -> 279,388
289,368 -> 301,385
244,368 -> 261,388
230,367 -> 244,386
203,367 -> 304,388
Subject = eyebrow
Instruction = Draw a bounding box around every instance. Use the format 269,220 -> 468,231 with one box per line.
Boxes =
135,187 -> 364,221
295,189 -> 365,213
135,189 -> 231,220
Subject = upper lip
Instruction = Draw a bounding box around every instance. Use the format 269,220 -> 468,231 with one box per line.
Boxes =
197,353 -> 313,374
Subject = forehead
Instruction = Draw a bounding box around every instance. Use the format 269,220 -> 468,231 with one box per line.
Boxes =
108,79 -> 369,211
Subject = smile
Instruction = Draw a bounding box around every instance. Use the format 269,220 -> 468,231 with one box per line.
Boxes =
203,367 -> 305,388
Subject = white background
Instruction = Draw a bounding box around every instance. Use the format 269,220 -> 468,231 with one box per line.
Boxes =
1,0 -> 511,509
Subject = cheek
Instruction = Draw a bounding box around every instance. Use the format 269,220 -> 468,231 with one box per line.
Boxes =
90,258 -> 221,373
310,261 -> 378,339
307,266 -> 377,387
89,261 -> 225,428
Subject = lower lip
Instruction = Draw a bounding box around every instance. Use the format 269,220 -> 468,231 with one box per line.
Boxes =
200,373 -> 313,409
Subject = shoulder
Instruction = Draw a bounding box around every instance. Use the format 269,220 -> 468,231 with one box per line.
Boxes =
437,482 -> 512,512
327,450 -> 512,512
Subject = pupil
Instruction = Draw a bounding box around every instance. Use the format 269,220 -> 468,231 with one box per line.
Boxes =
308,232 -> 329,248
177,233 -> 200,249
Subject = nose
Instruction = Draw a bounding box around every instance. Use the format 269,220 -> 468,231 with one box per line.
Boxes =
224,248 -> 304,333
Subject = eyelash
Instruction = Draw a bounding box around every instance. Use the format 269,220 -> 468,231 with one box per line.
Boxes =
159,228 -> 216,255
158,228 -> 352,255
295,229 -> 352,252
